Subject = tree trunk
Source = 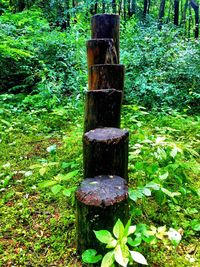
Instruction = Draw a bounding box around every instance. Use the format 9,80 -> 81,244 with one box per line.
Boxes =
143,0 -> 148,18
174,0 -> 180,25
102,0 -> 106,13
84,89 -> 122,133
89,64 -> 125,92
124,0 -> 127,20
112,0 -> 117,13
158,0 -> 166,29
91,14 -> 120,61
83,127 -> 129,181
76,175 -> 129,255
130,0 -> 136,15
190,0 -> 199,38
66,0 -> 70,28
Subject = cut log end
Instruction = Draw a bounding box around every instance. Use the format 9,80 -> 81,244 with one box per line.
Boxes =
76,175 -> 128,207
84,127 -> 129,143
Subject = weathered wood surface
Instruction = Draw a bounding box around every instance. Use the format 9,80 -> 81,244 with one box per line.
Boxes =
84,89 -> 122,133
83,127 -> 129,181
89,64 -> 125,91
87,39 -> 118,69
91,14 -> 120,61
76,175 -> 129,255
87,39 -> 118,86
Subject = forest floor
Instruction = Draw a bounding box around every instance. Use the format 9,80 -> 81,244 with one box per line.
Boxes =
0,95 -> 199,266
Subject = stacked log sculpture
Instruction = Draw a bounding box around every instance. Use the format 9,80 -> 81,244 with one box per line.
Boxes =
76,14 -> 129,257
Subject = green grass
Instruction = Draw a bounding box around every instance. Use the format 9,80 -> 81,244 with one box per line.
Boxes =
0,95 -> 199,266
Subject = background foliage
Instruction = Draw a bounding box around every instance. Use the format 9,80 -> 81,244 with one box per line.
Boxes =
0,1 -> 199,112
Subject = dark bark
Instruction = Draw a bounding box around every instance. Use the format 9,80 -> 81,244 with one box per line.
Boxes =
190,0 -> 199,38
102,0 -> 106,13
91,14 -> 120,62
83,127 -> 129,181
76,175 -> 129,255
84,89 -> 122,133
158,0 -> 166,29
130,0 -> 136,15
89,64 -> 125,91
112,0 -> 117,13
143,0 -> 148,17
90,0 -> 98,15
128,0 -> 131,17
87,39 -> 118,85
143,0 -> 150,18
174,0 -> 180,25
66,0 -> 70,28
124,0 -> 127,20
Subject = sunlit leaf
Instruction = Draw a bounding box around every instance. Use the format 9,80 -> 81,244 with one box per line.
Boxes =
113,219 -> 124,239
114,244 -> 128,267
94,230 -> 114,244
130,251 -> 148,265
101,251 -> 115,267
38,180 -> 57,188
82,249 -> 102,264
51,184 -> 63,194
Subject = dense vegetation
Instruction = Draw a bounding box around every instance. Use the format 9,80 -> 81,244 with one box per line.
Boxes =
0,1 -> 199,266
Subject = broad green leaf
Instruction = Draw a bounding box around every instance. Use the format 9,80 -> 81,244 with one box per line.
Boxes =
62,186 -> 77,197
159,172 -> 169,180
51,184 -> 63,195
38,180 -> 57,188
94,230 -> 113,244
170,147 -> 178,158
113,219 -> 124,239
55,170 -> 79,181
130,251 -> 148,265
114,244 -> 129,267
82,249 -> 102,264
142,188 -> 151,196
161,187 -> 173,197
128,225 -> 136,236
146,182 -> 160,190
101,251 -> 115,267
124,219 -> 131,236
106,239 -> 117,248
128,236 -> 142,247
39,167 -> 47,176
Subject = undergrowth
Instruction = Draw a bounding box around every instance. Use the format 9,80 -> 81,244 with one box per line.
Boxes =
0,95 -> 199,266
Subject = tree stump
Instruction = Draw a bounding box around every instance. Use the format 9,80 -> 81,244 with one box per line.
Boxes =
83,128 -> 129,181
84,89 -> 122,133
91,14 -> 120,62
89,64 -> 125,91
76,175 -> 129,255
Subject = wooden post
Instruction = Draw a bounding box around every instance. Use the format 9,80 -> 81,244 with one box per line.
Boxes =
76,175 -> 129,254
84,89 -> 122,133
89,64 -> 125,91
83,128 -> 129,181
91,14 -> 120,61
87,39 -> 118,86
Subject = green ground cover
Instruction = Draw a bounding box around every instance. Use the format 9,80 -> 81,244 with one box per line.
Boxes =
0,95 -> 199,266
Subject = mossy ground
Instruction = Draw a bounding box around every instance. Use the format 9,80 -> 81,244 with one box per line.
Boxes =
0,96 -> 199,266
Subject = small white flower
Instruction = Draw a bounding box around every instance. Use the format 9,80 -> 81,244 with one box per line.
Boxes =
167,228 -> 182,244
24,171 -> 33,177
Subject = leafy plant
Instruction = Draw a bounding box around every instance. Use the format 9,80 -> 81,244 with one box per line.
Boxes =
82,219 -> 148,267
